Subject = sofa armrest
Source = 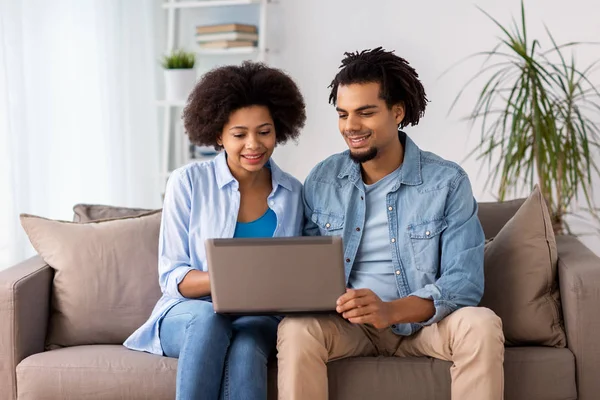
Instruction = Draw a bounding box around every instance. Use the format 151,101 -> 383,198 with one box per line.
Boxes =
557,235 -> 600,400
0,256 -> 53,400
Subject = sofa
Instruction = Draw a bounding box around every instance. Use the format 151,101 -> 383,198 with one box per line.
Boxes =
1,194 -> 599,400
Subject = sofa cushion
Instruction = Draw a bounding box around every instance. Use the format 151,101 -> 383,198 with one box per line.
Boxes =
16,346 -> 176,400
73,203 -> 158,223
16,345 -> 575,400
480,186 -> 566,347
19,211 -> 162,348
477,198 -> 526,239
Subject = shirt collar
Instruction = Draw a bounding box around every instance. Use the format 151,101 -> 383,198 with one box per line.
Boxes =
214,151 -> 293,191
337,131 -> 423,186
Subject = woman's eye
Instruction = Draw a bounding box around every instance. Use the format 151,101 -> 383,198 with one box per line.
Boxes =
233,134 -> 244,138
259,131 -> 271,135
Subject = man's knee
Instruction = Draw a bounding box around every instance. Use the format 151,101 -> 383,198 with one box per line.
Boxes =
451,307 -> 504,347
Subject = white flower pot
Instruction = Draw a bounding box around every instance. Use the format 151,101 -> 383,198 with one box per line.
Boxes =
164,69 -> 197,102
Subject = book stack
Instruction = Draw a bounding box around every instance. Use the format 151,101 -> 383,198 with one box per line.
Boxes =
196,23 -> 258,49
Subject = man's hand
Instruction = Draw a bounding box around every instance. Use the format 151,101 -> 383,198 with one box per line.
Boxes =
336,288 -> 394,329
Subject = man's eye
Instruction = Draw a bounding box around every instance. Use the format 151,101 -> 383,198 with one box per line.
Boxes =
361,113 -> 374,117
338,115 -> 348,119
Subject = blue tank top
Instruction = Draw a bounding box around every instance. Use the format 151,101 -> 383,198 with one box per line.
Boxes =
233,208 -> 277,238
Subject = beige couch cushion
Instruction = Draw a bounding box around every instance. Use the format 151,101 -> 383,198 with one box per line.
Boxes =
16,345 -> 575,400
16,346 -> 176,400
73,203 -> 157,222
477,198 -> 526,239
20,211 -> 162,348
480,186 -> 566,347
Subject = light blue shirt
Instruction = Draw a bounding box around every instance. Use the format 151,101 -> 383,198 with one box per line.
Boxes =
303,131 -> 485,337
348,166 -> 401,302
234,208 -> 277,238
124,152 -> 303,355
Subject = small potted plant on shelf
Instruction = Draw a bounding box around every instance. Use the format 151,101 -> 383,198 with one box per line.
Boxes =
161,49 -> 196,102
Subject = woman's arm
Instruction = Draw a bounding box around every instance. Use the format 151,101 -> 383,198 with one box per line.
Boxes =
158,169 -> 208,299
178,270 -> 211,298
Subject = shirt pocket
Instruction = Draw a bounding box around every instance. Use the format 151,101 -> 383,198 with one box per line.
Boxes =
311,211 -> 345,236
407,217 -> 448,273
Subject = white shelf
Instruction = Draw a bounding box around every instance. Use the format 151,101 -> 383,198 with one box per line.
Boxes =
159,0 -> 269,196
163,0 -> 260,9
156,100 -> 187,107
197,46 -> 259,55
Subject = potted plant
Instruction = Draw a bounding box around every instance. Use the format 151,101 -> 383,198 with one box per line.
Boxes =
161,49 -> 196,101
450,1 -> 600,234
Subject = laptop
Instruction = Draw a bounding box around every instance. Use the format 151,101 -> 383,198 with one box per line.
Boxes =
205,236 -> 346,314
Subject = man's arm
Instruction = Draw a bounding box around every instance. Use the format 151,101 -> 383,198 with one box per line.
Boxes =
408,172 -> 485,325
337,172 -> 484,328
337,289 -> 434,328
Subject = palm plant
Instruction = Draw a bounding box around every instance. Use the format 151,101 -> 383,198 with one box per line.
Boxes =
450,1 -> 600,234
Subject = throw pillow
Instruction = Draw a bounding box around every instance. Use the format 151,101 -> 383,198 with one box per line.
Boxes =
480,185 -> 565,347
20,210 -> 162,348
72,203 -> 158,222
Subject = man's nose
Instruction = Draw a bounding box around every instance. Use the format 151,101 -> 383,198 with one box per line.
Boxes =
344,114 -> 361,134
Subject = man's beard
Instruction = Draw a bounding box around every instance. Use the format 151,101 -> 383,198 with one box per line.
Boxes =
349,147 -> 378,163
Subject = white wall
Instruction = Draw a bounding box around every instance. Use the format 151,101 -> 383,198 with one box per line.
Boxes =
268,0 -> 599,183
155,0 -> 600,252
263,0 -> 600,252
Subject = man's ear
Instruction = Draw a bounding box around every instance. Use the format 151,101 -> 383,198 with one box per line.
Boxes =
393,103 -> 405,126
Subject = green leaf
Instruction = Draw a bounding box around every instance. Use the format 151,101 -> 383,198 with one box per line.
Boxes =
160,49 -> 195,69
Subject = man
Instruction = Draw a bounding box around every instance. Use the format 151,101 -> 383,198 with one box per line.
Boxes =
277,48 -> 504,400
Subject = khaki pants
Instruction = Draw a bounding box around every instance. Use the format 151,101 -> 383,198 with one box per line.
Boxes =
276,307 -> 504,400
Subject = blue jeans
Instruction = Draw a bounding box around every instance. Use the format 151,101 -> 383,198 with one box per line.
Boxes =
159,299 -> 279,400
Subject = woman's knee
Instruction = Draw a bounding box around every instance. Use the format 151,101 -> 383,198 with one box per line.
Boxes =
164,300 -> 231,340
229,329 -> 272,361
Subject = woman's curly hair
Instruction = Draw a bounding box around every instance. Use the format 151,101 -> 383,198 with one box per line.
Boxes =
329,47 -> 428,128
183,61 -> 306,150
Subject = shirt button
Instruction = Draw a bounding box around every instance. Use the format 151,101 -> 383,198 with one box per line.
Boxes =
356,227 -> 360,231
269,200 -> 275,206
388,206 -> 393,211
395,270 -> 401,275
391,238 -> 396,243
346,258 -> 351,263
425,231 -> 431,236
391,324 -> 397,329
325,223 -> 331,228
360,196 -> 364,200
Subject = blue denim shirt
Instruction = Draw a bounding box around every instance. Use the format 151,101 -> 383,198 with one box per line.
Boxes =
302,132 -> 485,336
124,152 -> 304,355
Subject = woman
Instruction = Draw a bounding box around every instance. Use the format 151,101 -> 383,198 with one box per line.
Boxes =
124,61 -> 306,400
